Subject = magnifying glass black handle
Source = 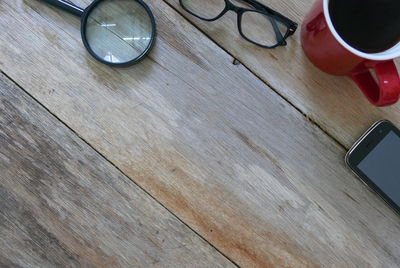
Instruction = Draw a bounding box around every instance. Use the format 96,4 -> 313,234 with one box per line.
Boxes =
41,0 -> 84,16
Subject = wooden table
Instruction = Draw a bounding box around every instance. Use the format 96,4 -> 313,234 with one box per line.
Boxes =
1,0 -> 399,267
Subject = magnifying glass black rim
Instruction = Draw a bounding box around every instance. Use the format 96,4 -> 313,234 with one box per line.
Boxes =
80,0 -> 156,67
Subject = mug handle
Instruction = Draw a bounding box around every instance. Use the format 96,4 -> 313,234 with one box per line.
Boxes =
350,60 -> 400,106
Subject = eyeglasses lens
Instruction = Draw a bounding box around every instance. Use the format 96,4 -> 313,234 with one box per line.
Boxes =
181,0 -> 226,20
241,11 -> 288,46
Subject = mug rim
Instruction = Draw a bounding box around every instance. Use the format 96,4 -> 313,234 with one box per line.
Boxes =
323,0 -> 400,61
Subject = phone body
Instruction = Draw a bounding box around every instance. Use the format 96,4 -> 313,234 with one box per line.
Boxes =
345,120 -> 400,215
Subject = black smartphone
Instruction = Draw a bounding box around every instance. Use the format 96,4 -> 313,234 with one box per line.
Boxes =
345,120 -> 400,215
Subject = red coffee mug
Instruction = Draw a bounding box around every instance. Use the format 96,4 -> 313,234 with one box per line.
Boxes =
301,0 -> 400,106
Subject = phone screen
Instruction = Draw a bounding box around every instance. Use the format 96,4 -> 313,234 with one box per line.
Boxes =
357,131 -> 400,207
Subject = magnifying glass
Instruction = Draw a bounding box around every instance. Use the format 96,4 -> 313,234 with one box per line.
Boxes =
41,0 -> 156,66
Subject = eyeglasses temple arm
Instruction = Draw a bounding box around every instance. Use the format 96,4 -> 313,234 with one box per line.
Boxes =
40,0 -> 84,17
240,0 -> 298,28
268,15 -> 286,44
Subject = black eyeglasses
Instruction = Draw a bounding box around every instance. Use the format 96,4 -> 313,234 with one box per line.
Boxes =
180,0 -> 298,48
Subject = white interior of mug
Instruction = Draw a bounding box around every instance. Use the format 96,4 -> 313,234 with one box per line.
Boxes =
323,0 -> 400,61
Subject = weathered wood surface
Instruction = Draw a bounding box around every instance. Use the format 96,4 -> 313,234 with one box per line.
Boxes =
165,0 -> 400,148
1,0 -> 399,267
0,73 -> 233,267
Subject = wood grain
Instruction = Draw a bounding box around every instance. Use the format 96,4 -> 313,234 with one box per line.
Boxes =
165,0 -> 400,149
0,73 -> 233,267
1,0 -> 400,267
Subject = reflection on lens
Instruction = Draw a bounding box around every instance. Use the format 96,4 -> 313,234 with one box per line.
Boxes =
181,0 -> 225,20
241,11 -> 287,46
85,0 -> 153,64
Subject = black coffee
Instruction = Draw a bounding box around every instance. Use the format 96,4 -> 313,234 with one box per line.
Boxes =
329,0 -> 400,53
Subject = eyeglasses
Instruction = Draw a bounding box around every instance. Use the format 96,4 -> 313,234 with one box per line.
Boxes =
180,0 -> 298,48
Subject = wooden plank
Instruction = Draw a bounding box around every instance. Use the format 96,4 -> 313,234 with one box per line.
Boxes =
1,0 -> 400,267
164,0 -> 400,148
0,73 -> 233,267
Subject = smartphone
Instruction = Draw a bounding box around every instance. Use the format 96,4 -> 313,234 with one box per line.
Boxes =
345,120 -> 400,215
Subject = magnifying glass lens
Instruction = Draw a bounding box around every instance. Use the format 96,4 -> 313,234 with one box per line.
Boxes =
84,0 -> 154,64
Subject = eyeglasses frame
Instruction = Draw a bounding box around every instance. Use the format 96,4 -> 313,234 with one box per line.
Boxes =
179,0 -> 298,48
